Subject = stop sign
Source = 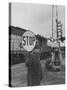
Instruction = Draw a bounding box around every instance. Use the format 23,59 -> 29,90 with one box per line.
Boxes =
22,31 -> 36,51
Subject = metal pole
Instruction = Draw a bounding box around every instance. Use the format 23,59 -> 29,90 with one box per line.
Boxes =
52,5 -> 54,39
56,5 -> 58,20
56,5 -> 62,66
56,5 -> 59,45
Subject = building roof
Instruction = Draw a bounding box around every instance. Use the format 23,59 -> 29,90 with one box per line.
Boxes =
9,26 -> 26,36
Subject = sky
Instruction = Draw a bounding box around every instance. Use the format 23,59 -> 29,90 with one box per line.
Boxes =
11,3 -> 65,38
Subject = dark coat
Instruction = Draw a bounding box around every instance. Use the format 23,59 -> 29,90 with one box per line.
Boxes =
25,52 -> 42,86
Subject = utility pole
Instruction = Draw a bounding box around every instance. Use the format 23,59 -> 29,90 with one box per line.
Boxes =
56,5 -> 58,21
56,5 -> 62,47
52,5 -> 54,39
56,5 -> 60,47
56,5 -> 63,66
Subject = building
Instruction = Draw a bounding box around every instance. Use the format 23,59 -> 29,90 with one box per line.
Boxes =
9,26 -> 26,52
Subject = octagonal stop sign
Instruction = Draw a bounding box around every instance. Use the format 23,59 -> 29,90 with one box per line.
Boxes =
22,31 -> 36,51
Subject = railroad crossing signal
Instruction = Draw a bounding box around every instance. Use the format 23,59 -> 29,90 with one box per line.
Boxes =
56,20 -> 62,40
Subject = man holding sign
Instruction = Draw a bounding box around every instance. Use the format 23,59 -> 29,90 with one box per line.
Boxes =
22,31 -> 42,86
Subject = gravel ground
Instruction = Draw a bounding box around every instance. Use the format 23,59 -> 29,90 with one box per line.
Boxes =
11,60 -> 65,87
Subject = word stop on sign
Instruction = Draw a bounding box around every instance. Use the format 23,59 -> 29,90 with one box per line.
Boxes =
22,31 -> 36,51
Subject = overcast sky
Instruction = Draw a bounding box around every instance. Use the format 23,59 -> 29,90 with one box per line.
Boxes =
11,3 -> 65,38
